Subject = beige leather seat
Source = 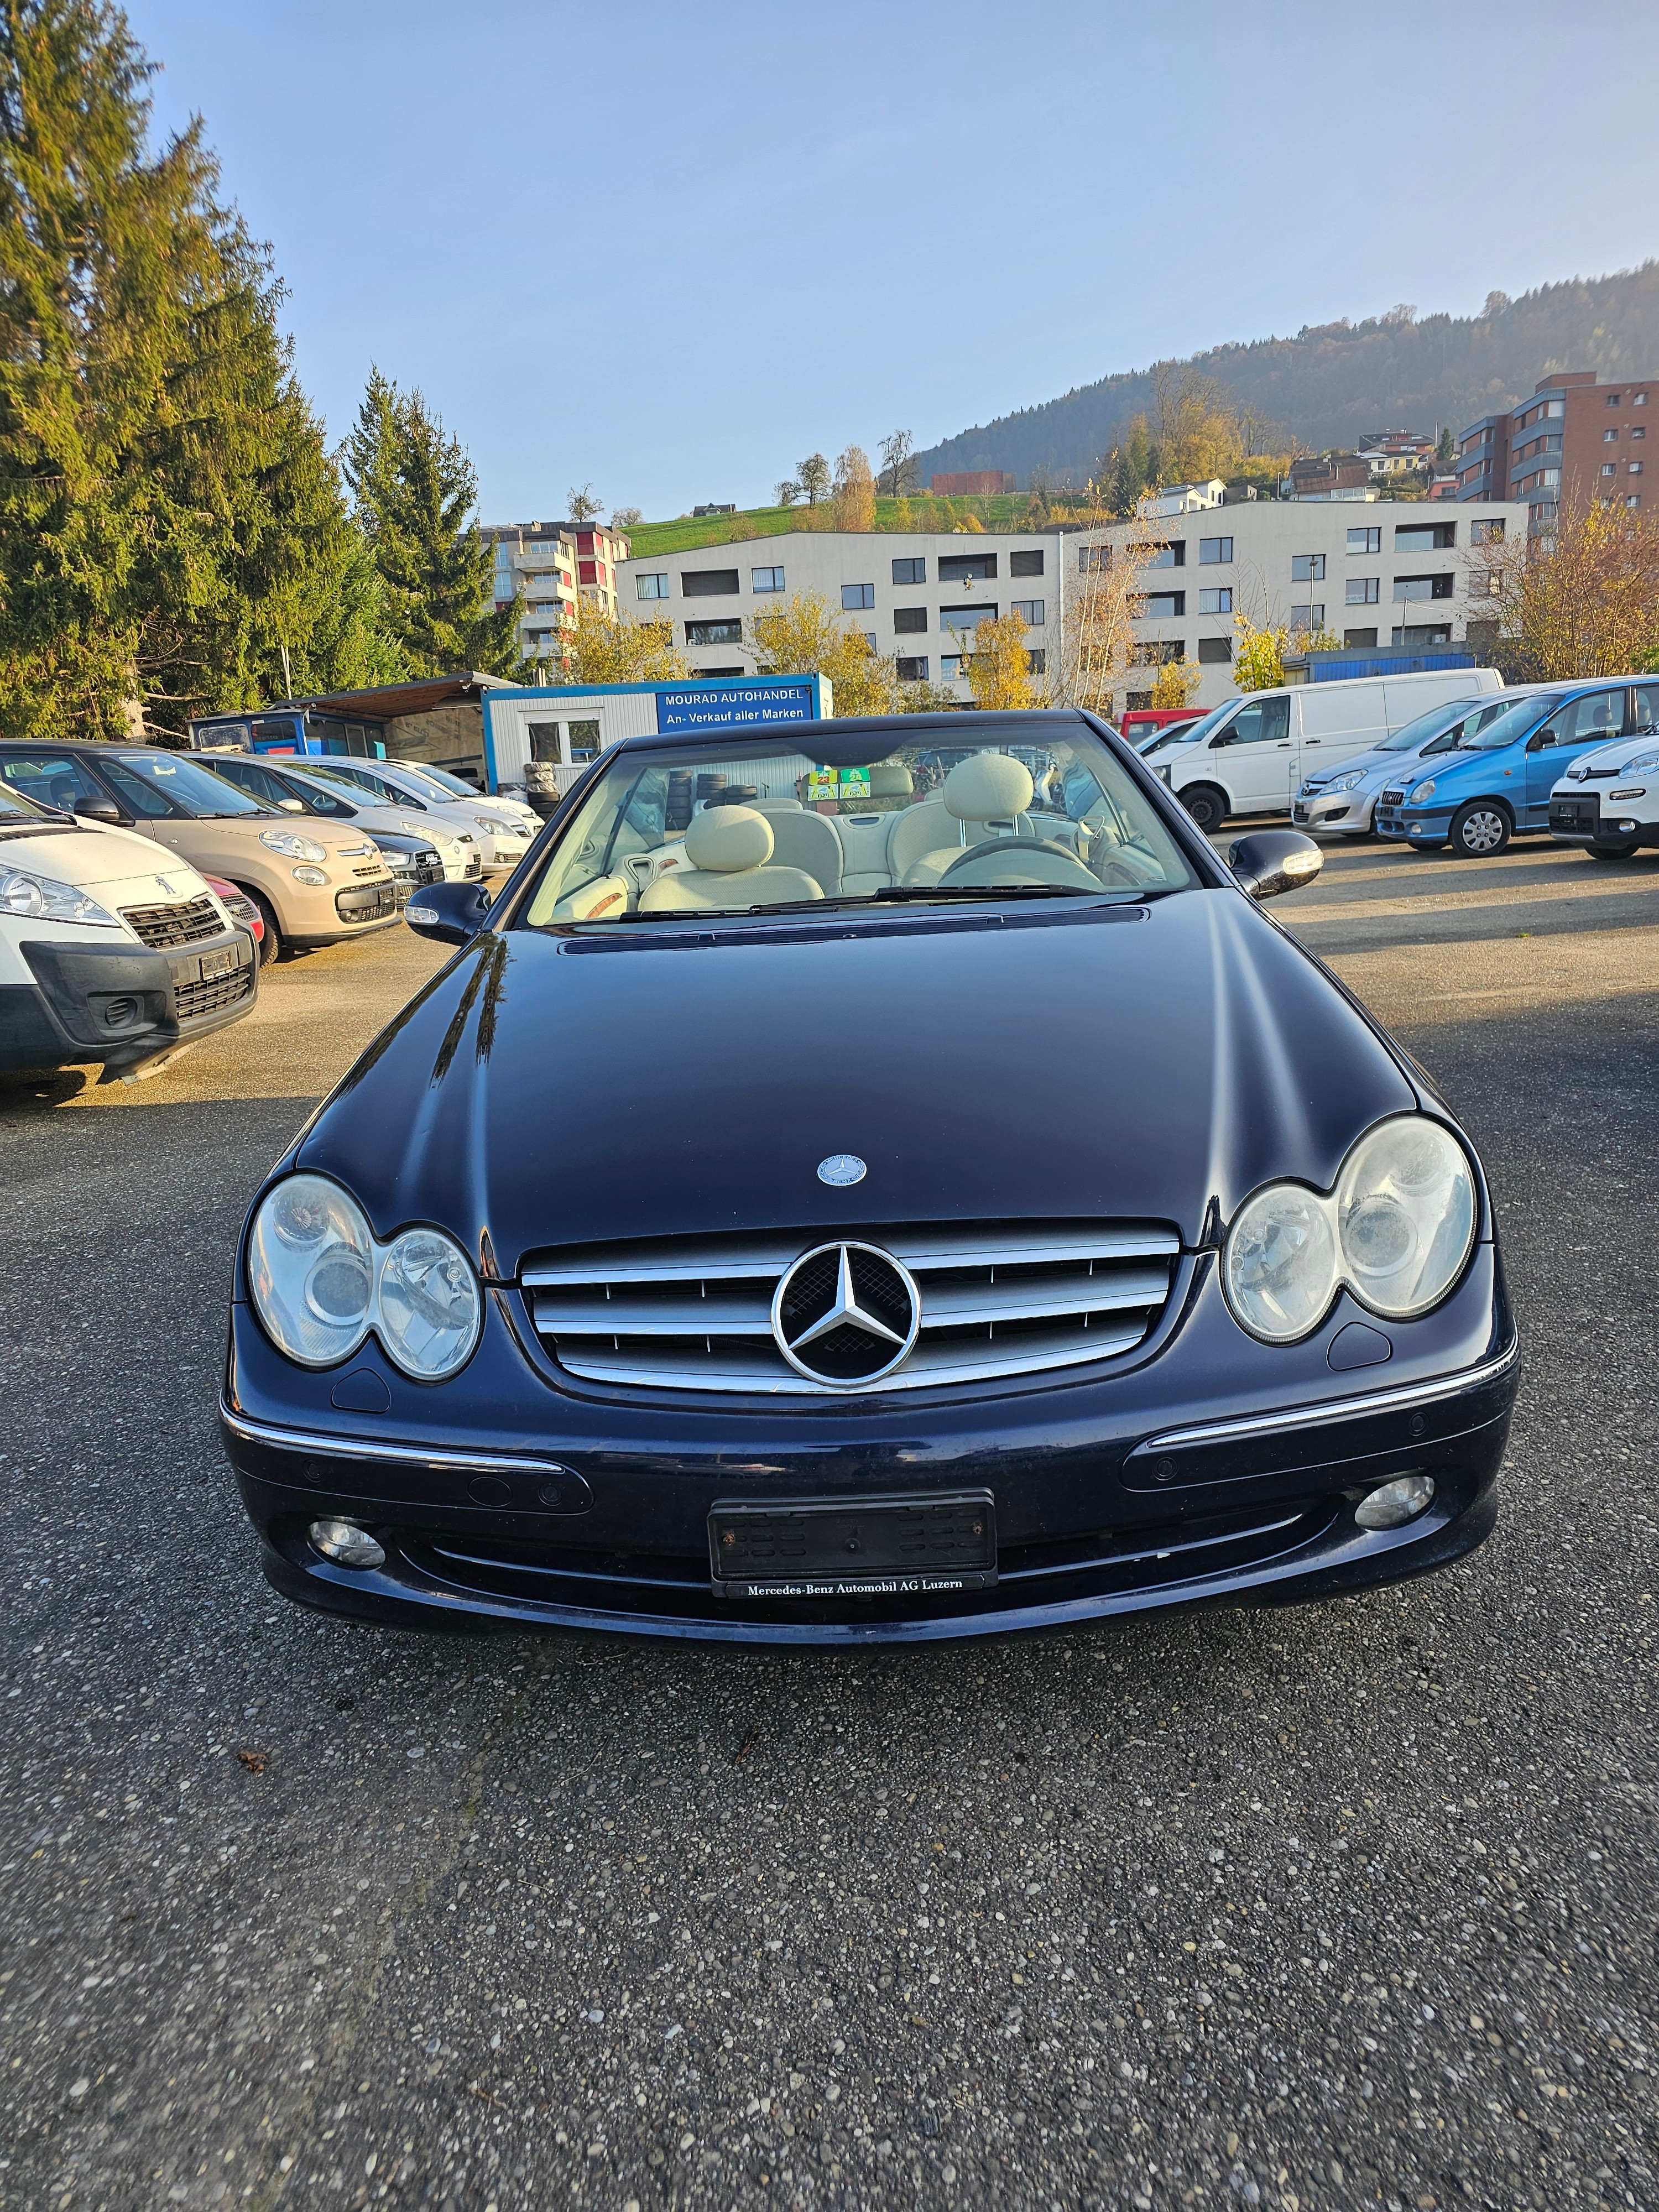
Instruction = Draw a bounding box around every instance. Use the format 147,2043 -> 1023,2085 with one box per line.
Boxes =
637,807 -> 823,912
752,799 -> 844,894
899,753 -> 1037,886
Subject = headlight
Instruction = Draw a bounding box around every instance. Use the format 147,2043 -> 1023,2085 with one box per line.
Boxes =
259,828 -> 328,862
247,1175 -> 482,1379
1621,748 -> 1659,774
1411,779 -> 1436,804
1327,769 -> 1366,794
474,813 -> 505,833
398,820 -> 425,834
1610,787 -> 1646,802
0,868 -> 119,925
291,865 -> 328,885
1224,1117 -> 1477,1343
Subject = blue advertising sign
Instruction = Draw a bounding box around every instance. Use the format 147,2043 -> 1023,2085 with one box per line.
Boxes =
655,681 -> 816,733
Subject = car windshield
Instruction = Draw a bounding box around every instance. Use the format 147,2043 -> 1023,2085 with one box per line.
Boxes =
398,762 -> 478,799
301,762 -> 410,807
1377,699 -> 1480,751
1140,707 -> 1227,758
1457,695 -> 1566,750
102,752 -> 270,817
519,721 -> 1199,927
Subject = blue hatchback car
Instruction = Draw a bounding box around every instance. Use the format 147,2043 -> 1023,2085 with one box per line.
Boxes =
1374,678 -> 1635,856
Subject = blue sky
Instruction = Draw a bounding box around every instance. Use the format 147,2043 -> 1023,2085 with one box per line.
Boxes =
126,0 -> 1659,521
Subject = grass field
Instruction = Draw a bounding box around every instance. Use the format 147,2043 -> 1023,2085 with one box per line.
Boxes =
622,492 -> 1062,558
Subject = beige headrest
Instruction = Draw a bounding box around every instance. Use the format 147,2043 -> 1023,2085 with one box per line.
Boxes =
753,796 -> 804,812
869,764 -> 914,797
943,752 -> 1034,822
684,805 -> 774,872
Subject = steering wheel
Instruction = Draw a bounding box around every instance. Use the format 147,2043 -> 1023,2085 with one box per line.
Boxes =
937,836 -> 1104,890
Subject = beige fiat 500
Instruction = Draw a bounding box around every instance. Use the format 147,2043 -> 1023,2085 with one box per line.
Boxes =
0,743 -> 398,962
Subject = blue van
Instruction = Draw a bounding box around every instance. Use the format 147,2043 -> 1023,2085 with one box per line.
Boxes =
1374,678 -> 1637,857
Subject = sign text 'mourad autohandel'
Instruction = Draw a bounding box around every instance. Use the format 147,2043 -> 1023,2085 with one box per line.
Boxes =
655,684 -> 816,733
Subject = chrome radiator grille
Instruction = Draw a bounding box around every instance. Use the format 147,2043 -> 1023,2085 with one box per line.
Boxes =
524,1221 -> 1180,1395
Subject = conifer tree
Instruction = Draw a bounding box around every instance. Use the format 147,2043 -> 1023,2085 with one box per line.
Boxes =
342,371 -> 527,677
0,0 -> 397,737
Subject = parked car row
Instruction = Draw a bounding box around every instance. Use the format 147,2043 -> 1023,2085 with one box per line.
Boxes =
0,739 -> 546,1083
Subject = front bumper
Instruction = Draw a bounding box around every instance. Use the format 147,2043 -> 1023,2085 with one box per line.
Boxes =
1549,794 -> 1659,848
223,1245 -> 1518,1646
3,925 -> 257,1076
287,878 -> 401,950
1293,790 -> 1375,834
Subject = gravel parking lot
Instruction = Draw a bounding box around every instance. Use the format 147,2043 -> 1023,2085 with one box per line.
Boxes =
2,839 -> 1656,2212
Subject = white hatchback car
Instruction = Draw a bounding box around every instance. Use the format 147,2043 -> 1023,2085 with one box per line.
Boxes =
1548,705 -> 1659,859
317,759 -> 537,870
0,778 -> 256,1081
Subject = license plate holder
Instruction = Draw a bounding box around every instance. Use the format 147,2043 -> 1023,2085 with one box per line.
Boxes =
198,946 -> 238,980
709,1491 -> 997,1601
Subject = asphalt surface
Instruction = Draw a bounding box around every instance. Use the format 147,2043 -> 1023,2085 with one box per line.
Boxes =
2,837 -> 1657,2212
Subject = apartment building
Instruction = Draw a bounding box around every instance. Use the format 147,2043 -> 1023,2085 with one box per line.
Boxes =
1457,371 -> 1656,531
614,529 -> 1058,700
482,519 -> 632,661
1081,498 -> 1527,711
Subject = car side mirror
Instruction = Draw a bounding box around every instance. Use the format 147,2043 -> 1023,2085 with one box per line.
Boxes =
278,797 -> 306,812
405,879 -> 493,944
74,795 -> 122,823
1228,829 -> 1323,901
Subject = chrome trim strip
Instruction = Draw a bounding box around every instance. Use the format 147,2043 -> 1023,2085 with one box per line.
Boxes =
555,1324 -> 1148,1395
1134,1340 -> 1520,1454
220,1405 -> 567,1476
520,1225 -> 1182,1288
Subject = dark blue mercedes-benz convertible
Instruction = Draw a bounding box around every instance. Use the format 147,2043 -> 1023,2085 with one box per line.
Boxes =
222,709 -> 1517,1644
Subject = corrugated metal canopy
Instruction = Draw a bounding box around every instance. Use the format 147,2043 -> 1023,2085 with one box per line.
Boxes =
270,672 -> 509,720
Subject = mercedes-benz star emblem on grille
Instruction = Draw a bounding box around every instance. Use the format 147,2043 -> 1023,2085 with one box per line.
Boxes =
771,1241 -> 920,1387
817,1153 -> 866,1186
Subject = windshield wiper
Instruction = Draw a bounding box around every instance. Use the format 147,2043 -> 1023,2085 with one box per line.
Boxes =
868,883 -> 1085,902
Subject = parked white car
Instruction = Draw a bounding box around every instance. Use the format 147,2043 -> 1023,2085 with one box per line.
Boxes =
1152,666 -> 1505,833
1548,703 -> 1659,859
196,750 -> 482,886
389,759 -> 544,850
315,759 -> 537,869
0,778 -> 256,1081
1292,691 -> 1536,837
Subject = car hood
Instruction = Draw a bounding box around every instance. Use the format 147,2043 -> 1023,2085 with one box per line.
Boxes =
298,890 -> 1421,1277
0,823 -> 211,896
1305,744 -> 1432,791
294,891 -> 1418,1276
1553,731 -> 1652,783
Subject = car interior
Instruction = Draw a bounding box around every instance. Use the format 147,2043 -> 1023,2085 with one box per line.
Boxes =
523,735 -> 1194,925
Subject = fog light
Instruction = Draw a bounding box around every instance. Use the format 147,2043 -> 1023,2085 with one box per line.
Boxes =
292,864 -> 328,885
307,1517 -> 385,1568
1354,1474 -> 1436,1530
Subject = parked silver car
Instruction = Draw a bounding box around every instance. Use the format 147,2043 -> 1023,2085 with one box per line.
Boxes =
1292,693 -> 1537,837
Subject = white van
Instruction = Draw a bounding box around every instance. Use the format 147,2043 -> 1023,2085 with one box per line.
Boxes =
0,778 -> 256,1082
1151,666 -> 1505,833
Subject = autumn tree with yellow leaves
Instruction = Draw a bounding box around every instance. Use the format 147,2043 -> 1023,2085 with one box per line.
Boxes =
1464,503 -> 1659,680
964,610 -> 1043,711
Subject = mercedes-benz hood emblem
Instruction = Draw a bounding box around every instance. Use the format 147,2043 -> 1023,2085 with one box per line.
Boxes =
817,1154 -> 867,1187
771,1241 -> 920,1388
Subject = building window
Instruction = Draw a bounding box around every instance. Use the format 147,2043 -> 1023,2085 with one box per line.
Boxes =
637,573 -> 670,599
1395,523 -> 1457,550
1471,518 -> 1506,544
1608,393 -> 1623,406
1347,528 -> 1381,555
940,654 -> 964,680
1142,592 -> 1185,619
841,583 -> 875,611
1143,542 -> 1185,569
1394,574 -> 1454,602
938,552 -> 998,582
1605,428 -> 1620,442
891,557 -> 926,585
1345,577 -> 1380,605
940,606 -> 997,634
1078,544 -> 1109,573
864,633 -> 878,650
1291,554 -> 1325,582
751,565 -> 785,593
1027,649 -> 1046,675
1344,628 -> 1379,648
1129,640 -> 1184,666
1198,536 -> 1233,565
1290,604 -> 1325,629
685,619 -> 743,646
682,567 -> 740,597
1632,426 -> 1646,440
1603,463 -> 1618,477
1010,598 -> 1045,625
1197,636 -> 1232,663
1392,624 -> 1452,646
1009,549 -> 1045,577
1636,392 -> 1650,405
896,656 -> 930,681
893,607 -> 927,635
1198,587 -> 1232,614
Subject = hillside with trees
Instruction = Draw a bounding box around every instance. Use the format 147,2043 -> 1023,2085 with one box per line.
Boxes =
915,268 -> 1659,488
